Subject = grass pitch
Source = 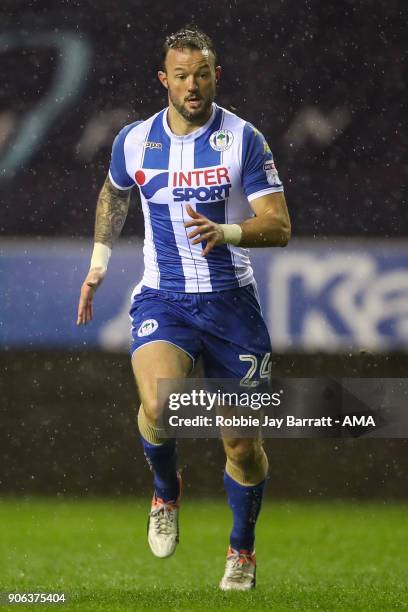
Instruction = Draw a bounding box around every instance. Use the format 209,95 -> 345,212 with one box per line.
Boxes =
0,498 -> 407,611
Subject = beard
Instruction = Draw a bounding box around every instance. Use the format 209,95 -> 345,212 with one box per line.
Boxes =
168,88 -> 214,124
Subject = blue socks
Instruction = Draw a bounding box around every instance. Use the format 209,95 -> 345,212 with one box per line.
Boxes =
224,471 -> 266,552
141,436 -> 265,548
141,437 -> 180,502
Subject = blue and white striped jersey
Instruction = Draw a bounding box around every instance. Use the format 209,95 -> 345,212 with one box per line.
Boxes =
109,103 -> 283,293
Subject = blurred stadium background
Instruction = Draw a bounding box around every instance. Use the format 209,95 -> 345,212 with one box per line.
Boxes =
1,0 -> 407,501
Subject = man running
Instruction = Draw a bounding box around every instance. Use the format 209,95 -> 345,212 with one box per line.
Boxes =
77,24 -> 291,590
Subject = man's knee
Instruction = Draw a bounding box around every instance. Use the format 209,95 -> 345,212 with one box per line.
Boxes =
224,438 -> 262,466
224,438 -> 268,486
137,403 -> 169,445
140,397 -> 164,426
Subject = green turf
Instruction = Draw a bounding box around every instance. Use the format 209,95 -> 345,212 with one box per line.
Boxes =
0,498 -> 407,611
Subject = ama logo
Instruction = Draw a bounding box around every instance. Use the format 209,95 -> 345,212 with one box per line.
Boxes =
135,167 -> 232,203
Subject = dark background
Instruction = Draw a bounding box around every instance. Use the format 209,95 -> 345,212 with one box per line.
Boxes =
1,0 -> 407,497
1,0 -> 406,238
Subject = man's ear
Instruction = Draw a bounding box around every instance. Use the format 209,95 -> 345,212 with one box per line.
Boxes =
215,65 -> 222,84
157,70 -> 168,89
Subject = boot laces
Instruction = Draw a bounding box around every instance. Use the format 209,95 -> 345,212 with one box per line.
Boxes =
227,549 -> 254,580
150,498 -> 177,536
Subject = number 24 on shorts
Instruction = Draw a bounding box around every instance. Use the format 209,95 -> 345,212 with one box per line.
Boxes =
239,352 -> 271,387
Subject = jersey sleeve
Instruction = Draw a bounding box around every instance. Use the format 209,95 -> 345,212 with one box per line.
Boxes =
241,122 -> 284,202
108,123 -> 139,190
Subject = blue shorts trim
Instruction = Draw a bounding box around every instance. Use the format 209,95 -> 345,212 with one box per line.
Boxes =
131,339 -> 196,368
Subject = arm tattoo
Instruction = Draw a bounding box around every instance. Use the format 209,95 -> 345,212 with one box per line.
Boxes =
94,176 -> 131,248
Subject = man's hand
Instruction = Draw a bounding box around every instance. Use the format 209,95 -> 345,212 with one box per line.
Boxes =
76,267 -> 106,325
184,204 -> 224,257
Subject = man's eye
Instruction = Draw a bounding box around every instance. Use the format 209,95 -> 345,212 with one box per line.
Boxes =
200,73 -> 209,78
176,75 -> 186,80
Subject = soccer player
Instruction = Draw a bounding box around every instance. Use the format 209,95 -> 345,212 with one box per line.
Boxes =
77,25 -> 291,590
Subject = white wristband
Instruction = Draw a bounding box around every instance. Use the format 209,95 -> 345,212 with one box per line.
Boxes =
90,242 -> 112,271
220,224 -> 242,246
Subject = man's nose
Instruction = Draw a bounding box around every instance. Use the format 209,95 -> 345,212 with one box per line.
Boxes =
186,76 -> 199,90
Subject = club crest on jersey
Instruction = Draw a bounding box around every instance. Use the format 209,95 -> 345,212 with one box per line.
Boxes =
137,319 -> 159,337
263,160 -> 281,186
209,129 -> 234,152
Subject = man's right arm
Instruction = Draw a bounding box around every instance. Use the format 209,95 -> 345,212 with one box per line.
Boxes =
76,175 -> 131,326
94,175 -> 131,248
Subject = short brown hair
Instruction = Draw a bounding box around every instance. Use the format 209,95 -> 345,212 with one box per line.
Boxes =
162,24 -> 217,69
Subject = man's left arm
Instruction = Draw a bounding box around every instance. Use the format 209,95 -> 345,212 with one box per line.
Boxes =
184,192 -> 291,256
237,191 -> 291,247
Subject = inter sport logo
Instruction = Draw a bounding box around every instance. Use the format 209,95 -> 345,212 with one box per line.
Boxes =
134,167 -> 232,203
